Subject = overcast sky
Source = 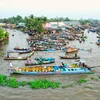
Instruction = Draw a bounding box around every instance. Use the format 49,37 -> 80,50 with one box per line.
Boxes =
0,0 -> 100,19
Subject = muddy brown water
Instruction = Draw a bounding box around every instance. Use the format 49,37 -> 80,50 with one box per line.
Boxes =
0,29 -> 100,100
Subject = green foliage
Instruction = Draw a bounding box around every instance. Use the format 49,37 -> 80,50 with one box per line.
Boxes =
77,78 -> 87,85
0,74 -> 100,89
98,76 -> 100,79
79,19 -> 91,25
91,77 -> 99,81
0,28 -> 5,39
91,77 -> 95,80
62,84 -> 74,88
0,15 -> 24,24
6,77 -> 20,88
19,81 -> 27,86
0,52 -> 5,57
49,17 -> 70,22
0,75 -> 60,89
24,16 -> 44,33
28,79 -> 60,89
0,28 -> 9,42
0,75 -> 7,80
84,86 -> 93,89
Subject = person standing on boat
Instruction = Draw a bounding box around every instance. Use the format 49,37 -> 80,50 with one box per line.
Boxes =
82,63 -> 85,68
10,61 -> 13,69
26,57 -> 30,63
60,62 -> 65,68
75,53 -> 77,57
15,44 -> 19,49
78,62 -> 81,67
89,48 -> 92,53
39,58 -> 43,65
7,53 -> 10,58
29,57 -> 32,63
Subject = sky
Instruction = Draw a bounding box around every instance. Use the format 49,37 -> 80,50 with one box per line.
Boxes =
0,0 -> 100,19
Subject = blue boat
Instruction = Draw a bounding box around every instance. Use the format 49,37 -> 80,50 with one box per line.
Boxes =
8,64 -> 94,75
35,57 -> 55,61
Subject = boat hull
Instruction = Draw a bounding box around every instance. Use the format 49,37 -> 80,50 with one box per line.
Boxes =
60,56 -> 80,59
11,71 -> 94,75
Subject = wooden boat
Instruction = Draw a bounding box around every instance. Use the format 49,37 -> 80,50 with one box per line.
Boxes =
4,51 -> 34,60
4,57 -> 28,60
97,36 -> 100,38
96,42 -> 100,45
8,64 -> 94,75
25,60 -> 55,66
60,56 -> 80,59
8,49 -> 32,54
14,47 -> 30,50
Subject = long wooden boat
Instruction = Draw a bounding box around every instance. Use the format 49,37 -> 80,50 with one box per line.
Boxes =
60,56 -> 80,59
14,47 -> 30,50
4,56 -> 32,60
4,51 -> 34,60
8,65 -> 94,75
25,60 -> 55,66
8,49 -> 32,54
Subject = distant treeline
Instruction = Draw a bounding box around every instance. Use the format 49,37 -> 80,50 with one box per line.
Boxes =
0,14 -> 98,25
0,15 -> 71,24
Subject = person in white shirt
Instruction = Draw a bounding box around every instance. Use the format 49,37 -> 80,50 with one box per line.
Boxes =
10,61 -> 12,69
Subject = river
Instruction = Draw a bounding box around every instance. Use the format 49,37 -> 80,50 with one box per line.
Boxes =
0,29 -> 100,100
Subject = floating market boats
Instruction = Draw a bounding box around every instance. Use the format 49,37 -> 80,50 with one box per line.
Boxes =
8,64 -> 94,75
4,51 -> 34,60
